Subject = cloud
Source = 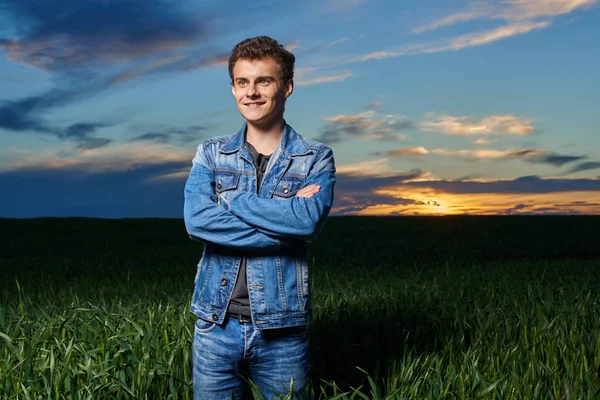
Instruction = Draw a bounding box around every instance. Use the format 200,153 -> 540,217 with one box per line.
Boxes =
0,1 -> 217,141
554,200 -> 600,207
0,82 -> 116,146
316,110 -> 414,143
413,9 -> 490,34
129,125 -> 208,145
474,138 -> 493,145
0,0 -> 354,145
183,52 -> 230,71
0,85 -> 91,133
326,0 -> 597,66
428,21 -> 552,52
0,137 -> 198,217
295,72 -> 353,87
9,141 -> 192,173
334,192 -> 423,215
336,158 -> 397,177
64,122 -> 113,150
111,55 -> 187,84
3,152 -> 600,217
379,145 -> 585,167
292,38 -> 349,56
333,168 -> 427,214
364,101 -> 382,109
291,39 -> 356,88
380,147 -> 430,157
414,0 -> 599,33
418,113 -> 535,136
0,99 -> 54,134
331,165 -> 600,215
348,21 -> 551,63
0,159 -> 190,218
0,0 -> 206,71
568,161 -> 600,174
404,175 -> 600,194
284,40 -> 300,52
507,149 -> 585,167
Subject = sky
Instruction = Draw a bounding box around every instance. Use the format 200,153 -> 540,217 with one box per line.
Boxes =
1,0 -> 599,218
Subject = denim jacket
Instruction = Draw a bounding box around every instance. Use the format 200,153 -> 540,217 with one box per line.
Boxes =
184,122 -> 336,329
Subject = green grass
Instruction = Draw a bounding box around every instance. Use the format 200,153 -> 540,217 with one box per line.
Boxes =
0,216 -> 599,399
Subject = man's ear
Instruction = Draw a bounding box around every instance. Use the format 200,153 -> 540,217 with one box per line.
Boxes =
231,84 -> 235,97
284,80 -> 294,99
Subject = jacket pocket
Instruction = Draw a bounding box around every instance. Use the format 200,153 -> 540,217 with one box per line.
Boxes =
215,171 -> 240,202
273,177 -> 305,199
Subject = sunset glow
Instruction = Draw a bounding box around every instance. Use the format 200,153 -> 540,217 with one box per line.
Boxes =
1,0 -> 599,218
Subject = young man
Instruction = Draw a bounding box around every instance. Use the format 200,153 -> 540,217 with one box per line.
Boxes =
183,36 -> 336,399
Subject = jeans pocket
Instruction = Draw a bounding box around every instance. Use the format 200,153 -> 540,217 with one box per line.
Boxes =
194,318 -> 217,334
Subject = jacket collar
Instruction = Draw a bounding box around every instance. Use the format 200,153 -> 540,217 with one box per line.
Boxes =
220,121 -> 312,156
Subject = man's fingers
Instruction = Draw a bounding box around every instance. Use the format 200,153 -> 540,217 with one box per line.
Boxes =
296,184 -> 320,198
296,187 -> 316,198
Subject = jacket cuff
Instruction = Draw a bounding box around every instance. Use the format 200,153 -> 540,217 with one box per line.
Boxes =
218,190 -> 238,210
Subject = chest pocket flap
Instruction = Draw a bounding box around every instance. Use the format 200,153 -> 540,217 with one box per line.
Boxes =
215,171 -> 240,193
273,177 -> 305,199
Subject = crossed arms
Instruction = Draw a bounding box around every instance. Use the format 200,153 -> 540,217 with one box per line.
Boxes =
183,143 -> 335,251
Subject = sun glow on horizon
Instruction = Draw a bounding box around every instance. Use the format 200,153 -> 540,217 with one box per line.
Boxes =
334,188 -> 600,216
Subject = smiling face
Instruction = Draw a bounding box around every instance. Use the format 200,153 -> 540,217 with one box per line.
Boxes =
231,56 -> 293,129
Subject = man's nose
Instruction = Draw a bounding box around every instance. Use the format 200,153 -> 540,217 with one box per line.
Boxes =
246,83 -> 259,97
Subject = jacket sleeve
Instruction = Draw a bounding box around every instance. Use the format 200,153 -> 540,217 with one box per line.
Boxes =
221,147 -> 336,242
183,143 -> 290,251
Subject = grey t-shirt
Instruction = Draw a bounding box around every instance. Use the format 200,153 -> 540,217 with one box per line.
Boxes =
227,142 -> 271,317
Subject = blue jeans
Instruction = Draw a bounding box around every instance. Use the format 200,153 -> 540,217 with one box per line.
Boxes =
193,316 -> 310,399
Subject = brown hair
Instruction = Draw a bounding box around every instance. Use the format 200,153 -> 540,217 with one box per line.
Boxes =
228,36 -> 295,84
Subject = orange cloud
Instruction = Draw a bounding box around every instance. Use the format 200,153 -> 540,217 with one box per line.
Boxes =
332,182 -> 600,216
385,147 -> 430,157
419,113 -> 535,136
336,159 -> 396,177
333,166 -> 600,216
352,187 -> 600,216
474,138 -> 493,145
12,141 -> 191,180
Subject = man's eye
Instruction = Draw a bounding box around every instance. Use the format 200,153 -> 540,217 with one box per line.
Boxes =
259,79 -> 270,85
237,81 -> 247,87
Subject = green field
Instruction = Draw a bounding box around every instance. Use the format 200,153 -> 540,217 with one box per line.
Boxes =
1,216 -> 599,399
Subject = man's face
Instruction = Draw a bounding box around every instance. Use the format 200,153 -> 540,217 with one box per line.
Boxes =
231,56 -> 293,127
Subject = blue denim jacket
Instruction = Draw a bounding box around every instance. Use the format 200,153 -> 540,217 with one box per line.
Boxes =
184,122 -> 336,329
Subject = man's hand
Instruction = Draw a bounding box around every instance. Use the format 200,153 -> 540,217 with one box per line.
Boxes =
296,184 -> 320,198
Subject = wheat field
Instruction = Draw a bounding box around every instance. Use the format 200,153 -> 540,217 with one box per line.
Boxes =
1,216 -> 599,399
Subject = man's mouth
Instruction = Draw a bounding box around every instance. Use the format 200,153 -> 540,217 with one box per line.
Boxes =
245,102 -> 266,109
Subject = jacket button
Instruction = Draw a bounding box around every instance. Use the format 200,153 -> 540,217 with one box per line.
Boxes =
212,314 -> 218,321
283,187 -> 289,194
220,278 -> 228,286
217,183 -> 222,190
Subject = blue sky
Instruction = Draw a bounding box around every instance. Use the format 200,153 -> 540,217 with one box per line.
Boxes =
1,0 -> 599,217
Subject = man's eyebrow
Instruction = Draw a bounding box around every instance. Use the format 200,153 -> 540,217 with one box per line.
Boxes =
235,76 -> 277,81
256,75 -> 276,81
